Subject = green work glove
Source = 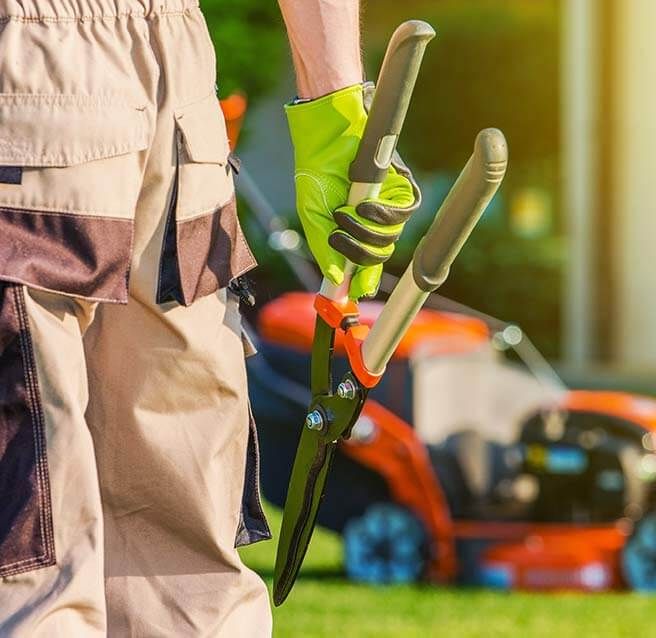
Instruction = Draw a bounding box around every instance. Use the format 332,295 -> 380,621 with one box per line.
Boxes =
286,84 -> 421,299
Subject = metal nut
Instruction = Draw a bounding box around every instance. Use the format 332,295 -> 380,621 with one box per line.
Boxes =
336,379 -> 357,400
305,410 -> 324,431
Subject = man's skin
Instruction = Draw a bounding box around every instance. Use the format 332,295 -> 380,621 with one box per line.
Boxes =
278,0 -> 362,99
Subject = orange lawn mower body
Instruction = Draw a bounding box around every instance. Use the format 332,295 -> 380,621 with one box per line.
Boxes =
249,292 -> 656,592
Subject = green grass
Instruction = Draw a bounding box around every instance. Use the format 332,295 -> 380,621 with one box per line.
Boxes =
240,504 -> 654,638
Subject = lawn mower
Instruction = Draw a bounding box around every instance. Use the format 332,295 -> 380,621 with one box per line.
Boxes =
220,24 -> 656,595
248,292 -> 656,593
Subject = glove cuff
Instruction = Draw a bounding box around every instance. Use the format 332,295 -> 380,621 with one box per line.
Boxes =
285,84 -> 367,162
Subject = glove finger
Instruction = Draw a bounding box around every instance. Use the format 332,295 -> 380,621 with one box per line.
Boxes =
328,230 -> 394,266
333,208 -> 403,247
295,192 -> 346,285
321,249 -> 347,286
390,150 -> 422,210
356,199 -> 414,226
390,149 -> 413,179
356,170 -> 421,226
301,230 -> 346,285
350,263 -> 383,300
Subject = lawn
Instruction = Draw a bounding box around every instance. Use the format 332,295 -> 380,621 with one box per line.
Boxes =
240,504 -> 654,638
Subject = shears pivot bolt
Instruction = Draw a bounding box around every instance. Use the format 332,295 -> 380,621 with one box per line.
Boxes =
305,410 -> 325,431
336,379 -> 357,400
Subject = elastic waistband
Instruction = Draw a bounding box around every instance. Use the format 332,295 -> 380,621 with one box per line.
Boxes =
0,0 -> 200,21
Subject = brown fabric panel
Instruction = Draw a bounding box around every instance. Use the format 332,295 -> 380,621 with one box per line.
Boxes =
176,197 -> 257,305
235,402 -> 271,548
0,207 -> 133,303
0,284 -> 55,577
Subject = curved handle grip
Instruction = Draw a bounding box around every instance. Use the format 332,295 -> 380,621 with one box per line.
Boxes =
361,128 -> 508,376
412,128 -> 508,291
320,20 -> 435,302
349,20 -> 436,187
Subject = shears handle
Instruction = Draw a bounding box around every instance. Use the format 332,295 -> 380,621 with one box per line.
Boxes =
319,20 -> 436,302
362,128 -> 509,376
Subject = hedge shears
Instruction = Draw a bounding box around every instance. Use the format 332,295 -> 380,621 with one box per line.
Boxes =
273,20 -> 508,605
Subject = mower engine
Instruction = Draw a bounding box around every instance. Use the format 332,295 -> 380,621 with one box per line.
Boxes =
518,409 -> 656,524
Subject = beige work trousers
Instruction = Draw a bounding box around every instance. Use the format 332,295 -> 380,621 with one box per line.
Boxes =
0,0 -> 272,635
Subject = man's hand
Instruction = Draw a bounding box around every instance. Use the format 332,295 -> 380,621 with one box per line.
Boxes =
278,1 -> 420,298
286,84 -> 420,299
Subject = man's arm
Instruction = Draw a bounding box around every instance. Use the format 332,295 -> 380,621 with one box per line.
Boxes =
278,1 -> 420,299
277,0 -> 363,99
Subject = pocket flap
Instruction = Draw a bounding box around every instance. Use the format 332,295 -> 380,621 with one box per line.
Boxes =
0,94 -> 149,167
174,93 -> 229,164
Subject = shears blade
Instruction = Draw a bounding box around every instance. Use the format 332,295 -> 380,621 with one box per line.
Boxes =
273,428 -> 337,606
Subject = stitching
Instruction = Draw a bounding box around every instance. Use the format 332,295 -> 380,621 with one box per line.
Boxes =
176,193 -> 234,222
233,209 -> 258,268
246,403 -> 271,540
2,289 -> 48,570
0,275 -> 128,305
295,170 -> 332,214
0,139 -> 149,164
175,196 -> 257,268
297,166 -> 347,204
15,286 -> 55,568
0,93 -> 146,107
0,7 -> 200,24
0,556 -> 49,575
123,227 -> 135,303
229,253 -> 258,282
23,293 -> 56,566
0,142 -> 149,166
323,178 -> 347,203
173,92 -> 228,162
173,91 -> 218,115
0,96 -> 148,165
0,206 -> 134,222
0,286 -> 56,575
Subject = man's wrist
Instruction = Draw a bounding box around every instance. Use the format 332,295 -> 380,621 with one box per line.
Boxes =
295,67 -> 363,100
290,81 -> 368,105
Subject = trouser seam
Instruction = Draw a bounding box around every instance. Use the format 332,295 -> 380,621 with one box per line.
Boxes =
0,286 -> 57,576
15,286 -> 56,564
0,10 -> 197,24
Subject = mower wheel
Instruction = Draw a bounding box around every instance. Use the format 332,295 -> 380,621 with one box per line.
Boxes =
622,511 -> 656,591
343,503 -> 427,584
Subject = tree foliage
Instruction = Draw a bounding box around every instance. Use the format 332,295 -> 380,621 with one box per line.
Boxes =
365,0 -> 563,355
201,0 -> 286,101
365,0 -> 560,171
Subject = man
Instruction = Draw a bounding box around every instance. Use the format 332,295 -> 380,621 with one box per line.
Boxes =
0,0 -> 418,635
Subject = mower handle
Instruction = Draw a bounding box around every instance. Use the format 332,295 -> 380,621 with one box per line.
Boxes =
361,128 -> 508,376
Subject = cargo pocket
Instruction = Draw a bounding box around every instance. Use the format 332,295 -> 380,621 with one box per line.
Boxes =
157,93 -> 257,306
235,400 -> 272,548
0,94 -> 149,303
0,283 -> 55,577
223,290 -> 271,547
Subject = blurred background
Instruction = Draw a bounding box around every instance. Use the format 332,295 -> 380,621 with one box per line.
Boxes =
201,1 -> 656,636
207,0 -> 656,383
